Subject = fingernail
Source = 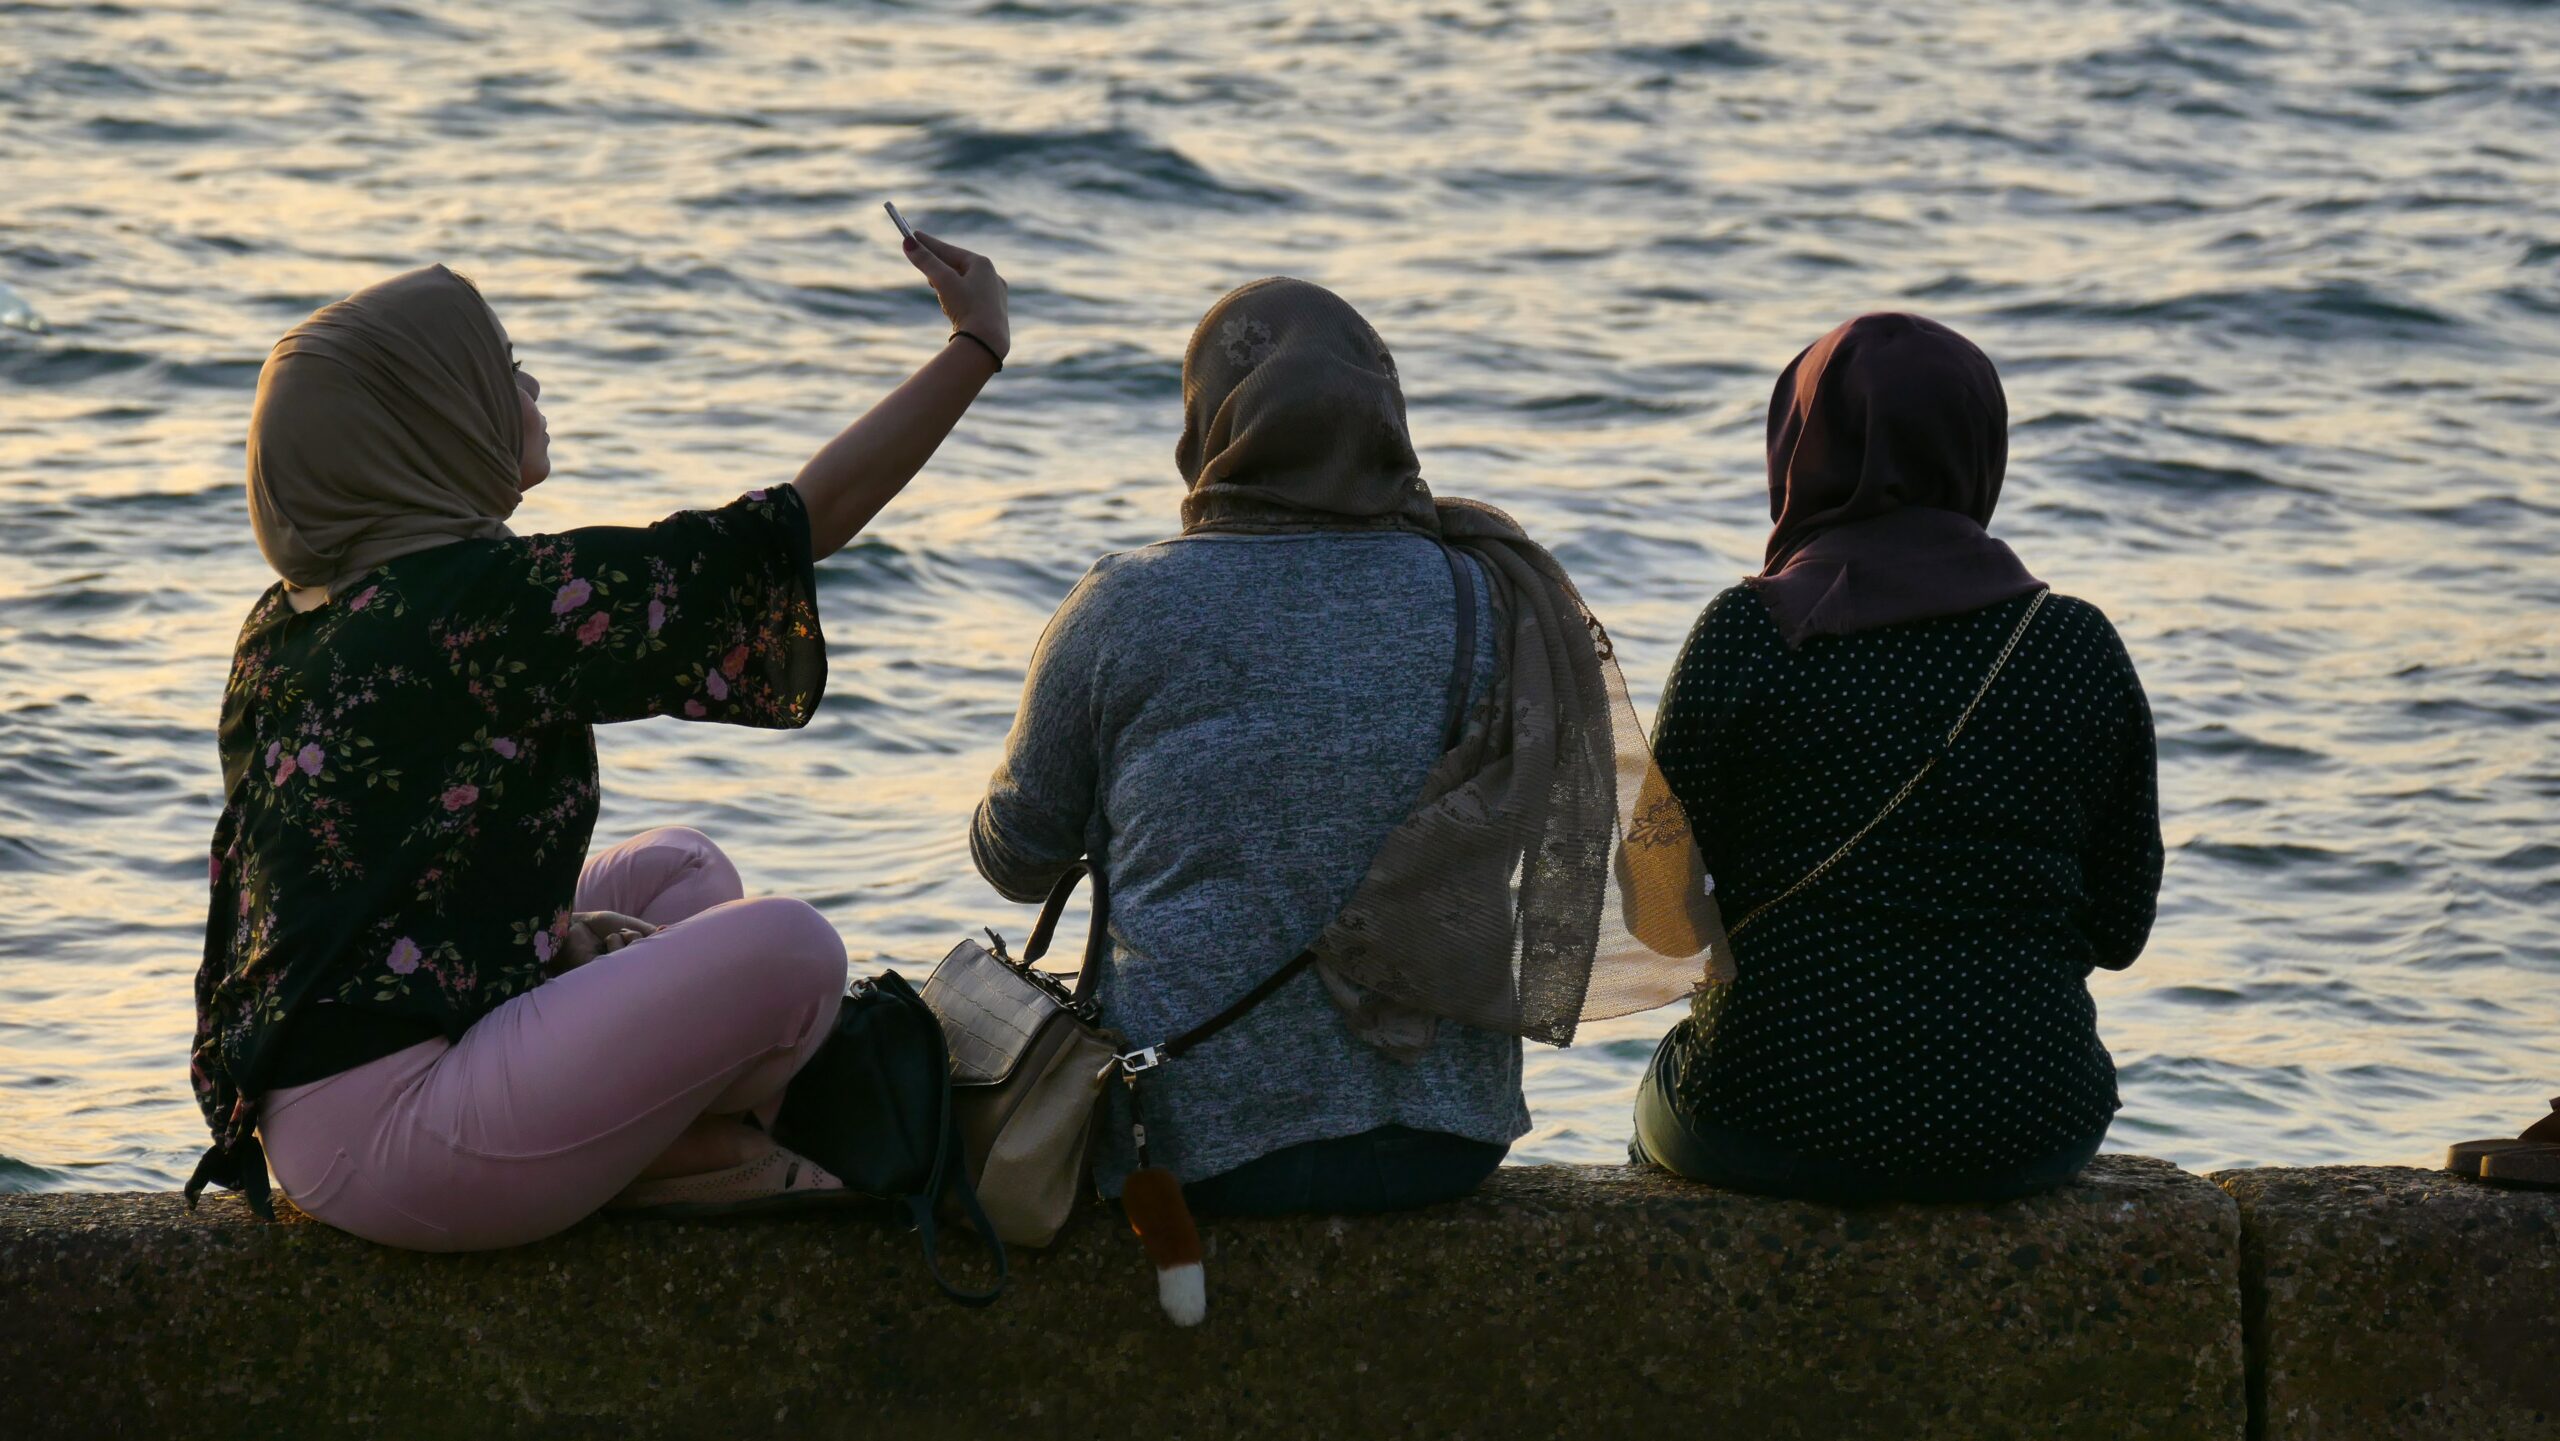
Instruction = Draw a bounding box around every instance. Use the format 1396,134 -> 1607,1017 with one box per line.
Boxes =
903,238 -> 917,252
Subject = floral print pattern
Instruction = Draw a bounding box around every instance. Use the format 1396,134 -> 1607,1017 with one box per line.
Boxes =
190,486 -> 826,1168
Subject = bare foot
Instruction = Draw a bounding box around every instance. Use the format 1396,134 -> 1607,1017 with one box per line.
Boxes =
638,1115 -> 775,1180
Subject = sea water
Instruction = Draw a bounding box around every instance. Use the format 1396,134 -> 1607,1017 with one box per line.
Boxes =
1,0 -> 2554,1190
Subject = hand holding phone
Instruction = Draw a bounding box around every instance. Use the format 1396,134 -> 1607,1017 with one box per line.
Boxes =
890,204 -> 1010,367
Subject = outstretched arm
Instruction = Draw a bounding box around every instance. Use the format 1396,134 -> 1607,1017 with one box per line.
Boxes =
792,232 -> 1012,560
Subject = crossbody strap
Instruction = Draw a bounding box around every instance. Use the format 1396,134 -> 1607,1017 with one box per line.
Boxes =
1729,588 -> 2050,939
1105,538 -> 1481,1076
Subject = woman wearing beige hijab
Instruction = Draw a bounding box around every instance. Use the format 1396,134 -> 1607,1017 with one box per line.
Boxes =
190,234 -> 1010,1249
973,278 -> 1725,1216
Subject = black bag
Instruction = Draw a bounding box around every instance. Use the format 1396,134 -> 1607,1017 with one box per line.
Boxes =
771,970 -> 1008,1305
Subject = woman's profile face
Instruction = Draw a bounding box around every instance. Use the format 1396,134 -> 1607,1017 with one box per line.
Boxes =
514,365 -> 549,490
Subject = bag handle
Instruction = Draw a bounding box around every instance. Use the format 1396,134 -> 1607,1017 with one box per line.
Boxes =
1020,861 -> 1109,1006
1729,588 -> 2049,939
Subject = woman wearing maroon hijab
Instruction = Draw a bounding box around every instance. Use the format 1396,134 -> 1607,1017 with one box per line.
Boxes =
1632,314 -> 2163,1203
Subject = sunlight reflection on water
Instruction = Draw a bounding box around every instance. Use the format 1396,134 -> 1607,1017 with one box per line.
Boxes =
1,0 -> 2555,1190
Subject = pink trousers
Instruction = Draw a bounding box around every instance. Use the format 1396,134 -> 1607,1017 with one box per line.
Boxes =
258,827 -> 847,1252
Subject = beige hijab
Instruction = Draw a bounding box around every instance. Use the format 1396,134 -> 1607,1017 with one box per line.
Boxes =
246,264 -> 523,595
1179,278 -> 1732,1051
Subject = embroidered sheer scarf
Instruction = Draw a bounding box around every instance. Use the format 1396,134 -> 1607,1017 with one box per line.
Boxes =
1177,278 -> 1731,1050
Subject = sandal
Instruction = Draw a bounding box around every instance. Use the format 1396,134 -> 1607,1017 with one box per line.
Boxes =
2481,1147 -> 2560,1191
2445,1097 -> 2560,1184
607,1143 -> 861,1219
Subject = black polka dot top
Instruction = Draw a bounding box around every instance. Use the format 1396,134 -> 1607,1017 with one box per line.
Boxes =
1652,586 -> 2162,1175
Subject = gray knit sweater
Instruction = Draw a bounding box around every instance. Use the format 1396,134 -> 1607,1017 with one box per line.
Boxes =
971,529 -> 1530,1194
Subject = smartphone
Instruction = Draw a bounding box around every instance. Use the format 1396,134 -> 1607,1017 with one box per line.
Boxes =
883,201 -> 919,245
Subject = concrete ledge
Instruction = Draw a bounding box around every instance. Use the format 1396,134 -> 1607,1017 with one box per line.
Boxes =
1,1157 -> 2240,1440
2212,1165 -> 2560,1441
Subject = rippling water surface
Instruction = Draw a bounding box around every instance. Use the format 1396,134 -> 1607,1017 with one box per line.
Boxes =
2,0 -> 2555,1191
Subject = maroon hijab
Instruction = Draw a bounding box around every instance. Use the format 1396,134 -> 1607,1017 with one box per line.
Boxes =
1744,313 -> 2044,648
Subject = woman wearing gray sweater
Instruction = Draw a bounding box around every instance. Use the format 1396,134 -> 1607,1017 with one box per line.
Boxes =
971,279 -> 1725,1217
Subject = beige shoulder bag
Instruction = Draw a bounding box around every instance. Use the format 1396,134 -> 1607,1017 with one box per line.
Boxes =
920,863 -> 1123,1248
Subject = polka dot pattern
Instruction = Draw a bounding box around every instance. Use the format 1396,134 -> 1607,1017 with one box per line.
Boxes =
1652,586 -> 2163,1175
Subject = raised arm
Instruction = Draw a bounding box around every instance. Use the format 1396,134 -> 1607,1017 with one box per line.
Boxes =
792,232 -> 1012,560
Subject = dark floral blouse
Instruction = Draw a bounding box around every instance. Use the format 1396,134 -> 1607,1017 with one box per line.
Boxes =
187,486 -> 825,1209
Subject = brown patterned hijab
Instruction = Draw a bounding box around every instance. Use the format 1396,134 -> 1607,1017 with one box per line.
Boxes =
1180,279 -> 1731,1050
246,265 -> 523,596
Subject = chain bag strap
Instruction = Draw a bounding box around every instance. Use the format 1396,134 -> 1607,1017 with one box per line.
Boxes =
1729,588 -> 2050,939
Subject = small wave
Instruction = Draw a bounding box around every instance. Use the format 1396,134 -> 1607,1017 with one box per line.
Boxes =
156,357 -> 264,390
342,2 -> 479,41
28,58 -> 154,98
681,183 -> 867,213
1904,121 -> 2071,158
2175,0 -> 2310,29
577,261 -> 745,294
2497,284 -> 2560,319
816,537 -> 929,595
763,281 -> 913,324
0,1152 -> 65,1193
2150,984 -> 2249,1008
88,481 -> 233,511
1993,280 -> 2465,345
912,124 -> 1295,209
6,580 -> 153,616
2400,696 -> 2557,727
2182,839 -> 2414,893
977,0 -> 1128,19
2160,724 -> 2330,768
2069,37 -> 2256,89
1023,343 -> 1181,400
1904,273 -> 2025,302
83,115 -> 231,143
2489,843 -> 2560,874
1646,232 -> 1755,260
2081,457 -> 2298,496
618,33 -> 716,60
1780,249 -> 1862,273
595,101 -> 768,131
432,74 -> 568,122
1446,166 -> 1693,200
0,344 -> 153,386
1513,391 -> 1696,420
1614,37 -> 1774,71
2359,78 -> 2508,107
2274,103 -> 2398,135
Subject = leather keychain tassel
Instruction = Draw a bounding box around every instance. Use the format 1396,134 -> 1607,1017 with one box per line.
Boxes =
1118,1072 -> 1205,1325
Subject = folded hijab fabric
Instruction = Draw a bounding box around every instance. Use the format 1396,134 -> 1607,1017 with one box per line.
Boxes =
1179,278 -> 1732,1052
246,264 -> 524,595
1745,312 -> 2044,649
